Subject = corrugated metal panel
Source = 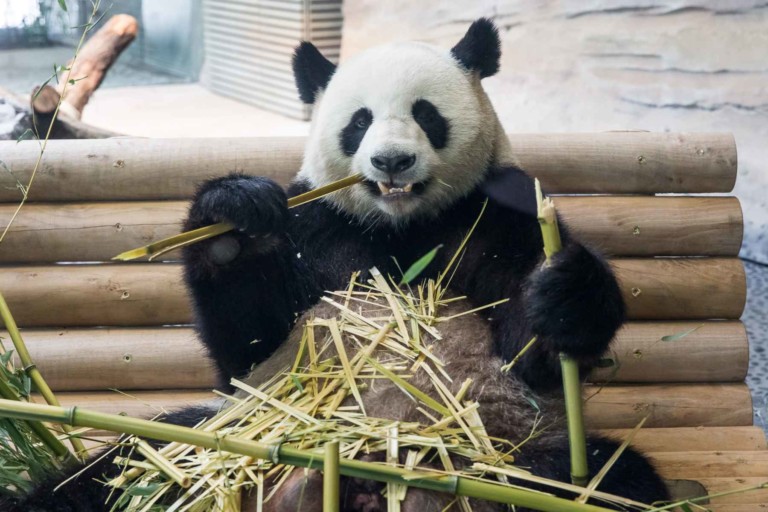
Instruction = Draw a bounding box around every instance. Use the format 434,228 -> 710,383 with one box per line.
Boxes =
201,0 -> 342,120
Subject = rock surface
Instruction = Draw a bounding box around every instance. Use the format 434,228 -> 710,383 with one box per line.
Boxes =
341,0 -> 768,263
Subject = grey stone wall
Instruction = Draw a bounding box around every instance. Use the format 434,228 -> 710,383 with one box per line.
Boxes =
342,0 -> 768,262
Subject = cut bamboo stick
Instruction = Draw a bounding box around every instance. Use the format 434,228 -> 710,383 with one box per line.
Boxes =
0,259 -> 745,327
596,426 -> 768,453
583,383 -> 753,429
76,426 -> 765,457
43,383 -> 753,430
0,196 -> 743,263
0,133 -> 736,202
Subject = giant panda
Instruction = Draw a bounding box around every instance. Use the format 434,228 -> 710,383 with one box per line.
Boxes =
10,18 -> 669,512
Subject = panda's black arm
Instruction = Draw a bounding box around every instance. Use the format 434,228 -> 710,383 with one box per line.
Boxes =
454,199 -> 625,391
181,174 -> 321,384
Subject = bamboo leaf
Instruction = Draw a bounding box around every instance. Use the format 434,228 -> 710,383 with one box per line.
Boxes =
661,325 -> 702,342
400,245 -> 442,285
58,0 -> 68,12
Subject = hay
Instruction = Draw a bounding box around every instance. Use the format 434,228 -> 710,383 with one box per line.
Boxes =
109,261 -> 525,511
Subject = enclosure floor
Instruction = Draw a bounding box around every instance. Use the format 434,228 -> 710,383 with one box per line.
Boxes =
81,83 -> 311,137
745,260 -> 768,434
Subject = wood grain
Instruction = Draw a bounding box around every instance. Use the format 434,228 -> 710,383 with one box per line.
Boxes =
597,426 -> 767,452
652,452 -> 768,479
613,258 -> 746,320
0,133 -> 736,202
591,321 -> 748,383
583,383 -> 753,429
0,196 -> 743,263
6,327 -> 216,391
0,259 -> 746,327
7,320 -> 746,391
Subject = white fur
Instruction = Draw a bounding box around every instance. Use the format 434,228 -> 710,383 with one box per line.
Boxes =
299,41 -> 513,225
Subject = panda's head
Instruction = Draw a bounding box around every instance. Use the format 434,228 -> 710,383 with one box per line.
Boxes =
294,18 -> 512,225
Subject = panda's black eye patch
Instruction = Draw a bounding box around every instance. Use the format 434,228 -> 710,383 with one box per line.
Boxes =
340,108 -> 373,156
412,100 -> 449,149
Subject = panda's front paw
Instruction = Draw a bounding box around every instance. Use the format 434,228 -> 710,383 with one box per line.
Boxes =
187,173 -> 288,236
524,244 -> 625,359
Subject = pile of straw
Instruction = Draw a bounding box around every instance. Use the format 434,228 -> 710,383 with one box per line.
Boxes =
108,244 -> 527,511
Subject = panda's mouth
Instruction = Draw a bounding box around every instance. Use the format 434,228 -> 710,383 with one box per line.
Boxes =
364,179 -> 429,199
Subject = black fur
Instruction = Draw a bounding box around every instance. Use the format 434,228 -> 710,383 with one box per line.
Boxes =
292,41 -> 336,104
183,167 -> 623,390
450,17 -> 502,78
340,107 -> 373,156
412,99 -> 449,149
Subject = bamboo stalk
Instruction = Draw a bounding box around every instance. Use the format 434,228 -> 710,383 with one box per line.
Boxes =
112,173 -> 364,261
323,441 -> 340,512
534,179 -> 588,487
0,376 -> 72,461
0,399 -> 618,512
0,290 -> 87,459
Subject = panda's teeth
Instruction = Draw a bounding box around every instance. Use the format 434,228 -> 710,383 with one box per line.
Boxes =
376,182 -> 414,195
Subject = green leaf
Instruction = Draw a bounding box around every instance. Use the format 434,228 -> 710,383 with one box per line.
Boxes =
16,129 -> 35,143
399,245 -> 442,285
125,483 -> 163,496
661,325 -> 702,342
290,374 -> 304,392
58,0 -> 68,12
0,350 -> 13,366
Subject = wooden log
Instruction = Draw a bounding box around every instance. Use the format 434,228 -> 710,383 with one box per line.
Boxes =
0,264 -> 192,327
614,258 -> 746,320
597,426 -> 768,453
43,383 -> 753,430
652,452 -> 768,479
5,327 -> 216,391
0,133 -> 736,202
0,197 -> 743,263
31,15 -> 139,117
686,478 -> 768,504
553,196 -> 743,257
583,383 -> 753,429
591,321 -> 748,383
0,259 -> 745,327
7,320 -> 746,391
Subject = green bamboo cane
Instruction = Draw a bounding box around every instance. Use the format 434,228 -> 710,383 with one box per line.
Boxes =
534,179 -> 588,487
0,290 -> 87,459
113,173 -> 365,261
0,399 -> 618,512
323,440 -> 340,512
0,376 -> 72,461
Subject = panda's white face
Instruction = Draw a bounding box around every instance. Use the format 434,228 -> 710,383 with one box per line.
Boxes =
299,41 -> 505,225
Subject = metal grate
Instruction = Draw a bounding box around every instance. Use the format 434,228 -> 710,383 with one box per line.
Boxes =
201,0 -> 342,120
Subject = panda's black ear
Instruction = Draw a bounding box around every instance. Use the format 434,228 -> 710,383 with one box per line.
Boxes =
450,18 -> 501,79
292,42 -> 336,104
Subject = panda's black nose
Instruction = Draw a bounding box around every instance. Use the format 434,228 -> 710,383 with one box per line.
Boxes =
371,153 -> 416,174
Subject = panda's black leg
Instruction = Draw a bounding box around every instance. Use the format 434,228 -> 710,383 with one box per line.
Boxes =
514,433 -> 669,510
8,406 -> 217,512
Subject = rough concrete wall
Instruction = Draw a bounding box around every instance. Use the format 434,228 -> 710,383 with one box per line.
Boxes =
341,1 -> 768,263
